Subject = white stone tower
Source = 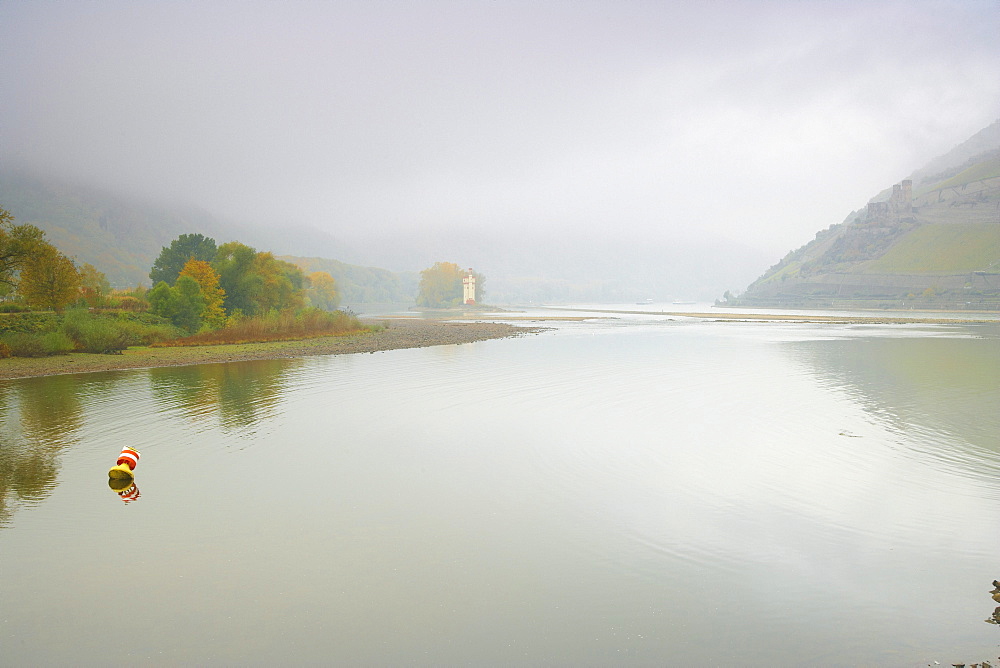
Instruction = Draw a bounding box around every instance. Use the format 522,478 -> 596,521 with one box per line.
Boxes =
462,268 -> 476,305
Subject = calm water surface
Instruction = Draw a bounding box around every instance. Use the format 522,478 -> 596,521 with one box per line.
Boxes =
1,307 -> 999,666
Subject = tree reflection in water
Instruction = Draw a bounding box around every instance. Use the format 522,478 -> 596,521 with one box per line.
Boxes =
988,580 -> 1000,626
0,373 -> 117,525
0,358 -> 298,525
148,358 -> 300,434
788,334 -> 1000,456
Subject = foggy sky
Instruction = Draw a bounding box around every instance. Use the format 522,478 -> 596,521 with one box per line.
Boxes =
2,0 -> 999,263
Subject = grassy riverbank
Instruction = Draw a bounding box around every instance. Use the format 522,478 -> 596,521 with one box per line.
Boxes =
0,318 -> 542,380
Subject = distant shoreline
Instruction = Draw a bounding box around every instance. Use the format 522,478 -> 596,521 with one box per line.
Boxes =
4,308 -> 996,381
537,306 -> 1000,324
0,318 -> 545,381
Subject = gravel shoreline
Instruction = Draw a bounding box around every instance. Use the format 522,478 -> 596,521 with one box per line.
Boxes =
0,318 -> 545,380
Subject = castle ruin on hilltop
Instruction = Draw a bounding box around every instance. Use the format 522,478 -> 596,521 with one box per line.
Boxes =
866,179 -> 912,221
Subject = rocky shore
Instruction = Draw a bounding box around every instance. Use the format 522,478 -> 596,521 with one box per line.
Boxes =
0,318 -> 544,380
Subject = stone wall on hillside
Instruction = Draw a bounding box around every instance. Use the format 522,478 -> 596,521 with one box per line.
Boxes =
911,176 -> 1000,225
736,269 -> 1000,309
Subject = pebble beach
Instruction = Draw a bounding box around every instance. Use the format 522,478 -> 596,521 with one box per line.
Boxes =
0,318 -> 544,380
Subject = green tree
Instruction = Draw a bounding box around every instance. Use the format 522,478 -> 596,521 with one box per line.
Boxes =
213,243 -> 306,316
19,243 -> 81,312
150,233 -> 217,285
0,206 -> 46,289
213,241 -> 258,315
146,281 -> 172,315
173,276 -> 207,331
416,262 -> 465,307
148,276 -> 206,332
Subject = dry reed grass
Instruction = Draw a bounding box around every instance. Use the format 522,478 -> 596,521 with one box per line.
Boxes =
153,309 -> 369,347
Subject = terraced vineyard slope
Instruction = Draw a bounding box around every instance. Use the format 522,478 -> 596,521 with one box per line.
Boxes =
730,120 -> 1000,310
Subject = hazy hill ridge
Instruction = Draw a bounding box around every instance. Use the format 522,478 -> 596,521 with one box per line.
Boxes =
0,164 -> 771,305
0,168 -> 413,301
0,168 -> 232,287
731,119 -> 1000,310
280,256 -> 417,307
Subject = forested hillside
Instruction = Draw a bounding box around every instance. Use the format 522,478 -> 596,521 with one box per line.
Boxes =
280,256 -> 417,306
0,168 -> 232,287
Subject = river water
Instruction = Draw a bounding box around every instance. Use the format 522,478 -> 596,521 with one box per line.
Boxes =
1,306 -> 998,666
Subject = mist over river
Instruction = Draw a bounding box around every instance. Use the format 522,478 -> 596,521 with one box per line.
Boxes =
2,306 -> 999,666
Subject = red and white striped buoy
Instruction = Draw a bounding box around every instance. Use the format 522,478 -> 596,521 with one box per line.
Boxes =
109,447 -> 140,479
117,482 -> 140,503
117,447 -> 140,470
108,475 -> 141,503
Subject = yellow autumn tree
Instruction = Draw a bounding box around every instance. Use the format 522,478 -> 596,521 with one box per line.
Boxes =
251,252 -> 305,314
19,242 -> 81,312
1,206 -> 45,290
179,258 -> 226,328
78,263 -> 110,307
306,271 -> 340,310
416,262 -> 464,307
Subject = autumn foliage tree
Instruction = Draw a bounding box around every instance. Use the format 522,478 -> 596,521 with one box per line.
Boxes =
78,263 -> 111,307
305,271 -> 340,310
178,259 -> 226,328
251,252 -> 305,314
416,262 -> 465,307
416,262 -> 483,307
0,206 -> 45,290
142,235 -> 329,340
19,243 -> 81,312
